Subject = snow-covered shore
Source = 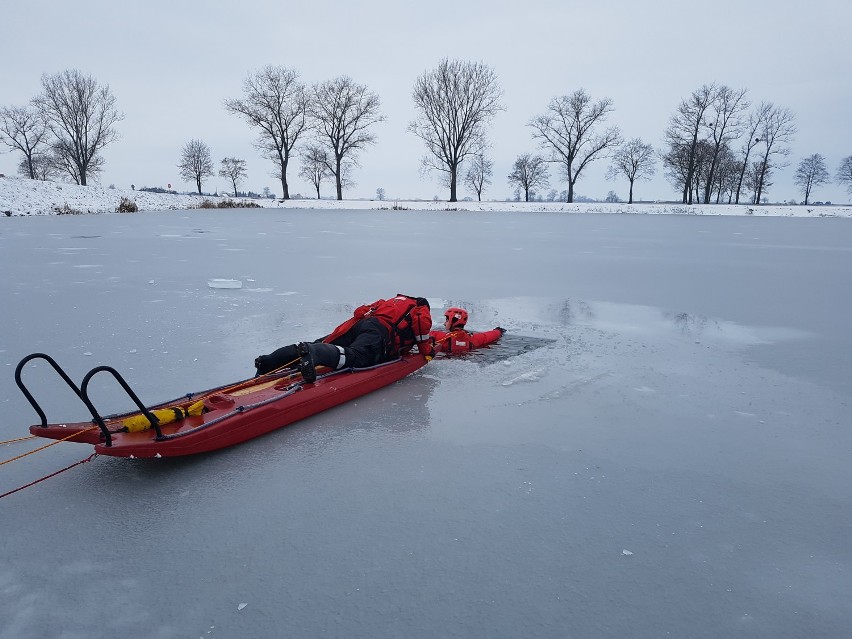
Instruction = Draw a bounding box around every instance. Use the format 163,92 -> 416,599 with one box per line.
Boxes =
1,175 -> 850,217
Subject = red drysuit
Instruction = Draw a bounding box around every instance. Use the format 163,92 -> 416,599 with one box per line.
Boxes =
430,327 -> 503,354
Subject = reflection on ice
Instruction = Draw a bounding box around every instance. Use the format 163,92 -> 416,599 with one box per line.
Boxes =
549,298 -> 811,346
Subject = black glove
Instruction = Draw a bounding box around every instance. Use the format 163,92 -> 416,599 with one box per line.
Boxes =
496,327 -> 506,335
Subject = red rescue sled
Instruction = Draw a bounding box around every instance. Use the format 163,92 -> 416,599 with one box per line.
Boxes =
16,353 -> 427,458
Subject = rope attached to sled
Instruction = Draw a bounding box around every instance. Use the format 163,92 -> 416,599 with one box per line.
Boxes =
0,435 -> 37,445
0,427 -> 98,468
0,453 -> 98,500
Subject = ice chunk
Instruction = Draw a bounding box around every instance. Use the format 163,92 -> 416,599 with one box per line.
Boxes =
208,278 -> 242,289
501,370 -> 543,386
622,549 -> 633,556
238,603 -> 247,611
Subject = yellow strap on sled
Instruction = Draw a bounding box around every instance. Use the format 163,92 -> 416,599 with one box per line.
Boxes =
122,400 -> 205,433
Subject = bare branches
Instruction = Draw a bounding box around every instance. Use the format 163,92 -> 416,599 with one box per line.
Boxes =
794,153 -> 830,205
529,89 -> 621,202
837,156 -> 852,197
662,87 -> 795,205
33,69 -> 123,186
309,76 -> 385,200
664,84 -> 716,203
178,139 -> 214,194
702,86 -> 749,203
753,104 -> 796,203
219,157 -> 248,196
409,59 -> 504,202
464,154 -> 493,202
508,154 -> 549,202
734,103 -> 771,203
606,138 -> 656,204
298,143 -> 332,199
0,105 -> 49,180
224,66 -> 308,200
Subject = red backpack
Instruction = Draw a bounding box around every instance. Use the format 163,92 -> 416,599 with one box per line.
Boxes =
324,294 -> 433,356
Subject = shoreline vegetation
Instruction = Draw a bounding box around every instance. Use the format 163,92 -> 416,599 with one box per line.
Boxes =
1,176 -> 850,218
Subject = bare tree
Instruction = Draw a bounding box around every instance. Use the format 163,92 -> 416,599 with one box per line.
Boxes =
224,66 -> 308,200
793,154 -> 830,205
0,105 -> 49,180
298,143 -> 332,199
745,160 -> 772,204
19,151 -> 59,181
219,157 -> 247,196
733,103 -> 772,203
309,76 -> 385,200
710,145 -> 740,203
753,105 -> 796,204
702,86 -> 749,204
178,139 -> 214,194
606,138 -> 656,204
529,89 -> 621,203
464,154 -> 493,201
508,153 -> 549,202
837,156 -> 852,198
33,69 -> 122,186
691,140 -> 716,204
662,143 -> 691,199
663,84 -> 716,203
409,59 -> 504,202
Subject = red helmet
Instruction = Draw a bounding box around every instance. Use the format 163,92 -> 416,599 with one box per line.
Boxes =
444,307 -> 469,330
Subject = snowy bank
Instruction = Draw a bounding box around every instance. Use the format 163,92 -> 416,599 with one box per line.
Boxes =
1,175 -> 850,218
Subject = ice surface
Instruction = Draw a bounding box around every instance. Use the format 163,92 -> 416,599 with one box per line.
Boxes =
1,209 -> 851,639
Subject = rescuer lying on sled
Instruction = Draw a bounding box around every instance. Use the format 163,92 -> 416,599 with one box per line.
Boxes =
254,294 -> 434,383
430,306 -> 505,354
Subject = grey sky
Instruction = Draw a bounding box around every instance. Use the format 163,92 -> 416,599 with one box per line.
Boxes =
2,0 -> 850,203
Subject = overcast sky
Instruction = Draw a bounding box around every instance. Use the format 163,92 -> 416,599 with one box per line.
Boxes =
2,0 -> 850,203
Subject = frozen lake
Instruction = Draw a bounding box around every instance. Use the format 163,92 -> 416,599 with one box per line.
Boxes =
2,209 -> 850,638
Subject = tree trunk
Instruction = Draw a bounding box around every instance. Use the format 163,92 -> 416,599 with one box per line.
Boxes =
734,147 -> 752,204
282,156 -> 290,199
567,179 -> 574,203
755,157 -> 769,204
449,167 -> 458,202
703,150 -> 720,204
196,177 -> 202,195
232,179 -> 237,196
524,187 -> 530,202
628,179 -> 634,204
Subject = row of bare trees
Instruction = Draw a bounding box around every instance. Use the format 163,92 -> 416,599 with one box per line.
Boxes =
4,66 -> 852,204
175,139 -> 250,196
0,70 -> 123,186
662,85 -> 801,205
224,68 -> 384,201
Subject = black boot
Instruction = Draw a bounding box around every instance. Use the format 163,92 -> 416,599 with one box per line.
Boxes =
255,345 -> 299,376
297,342 -> 317,383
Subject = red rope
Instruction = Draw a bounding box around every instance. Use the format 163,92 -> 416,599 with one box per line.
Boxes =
0,453 -> 98,500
